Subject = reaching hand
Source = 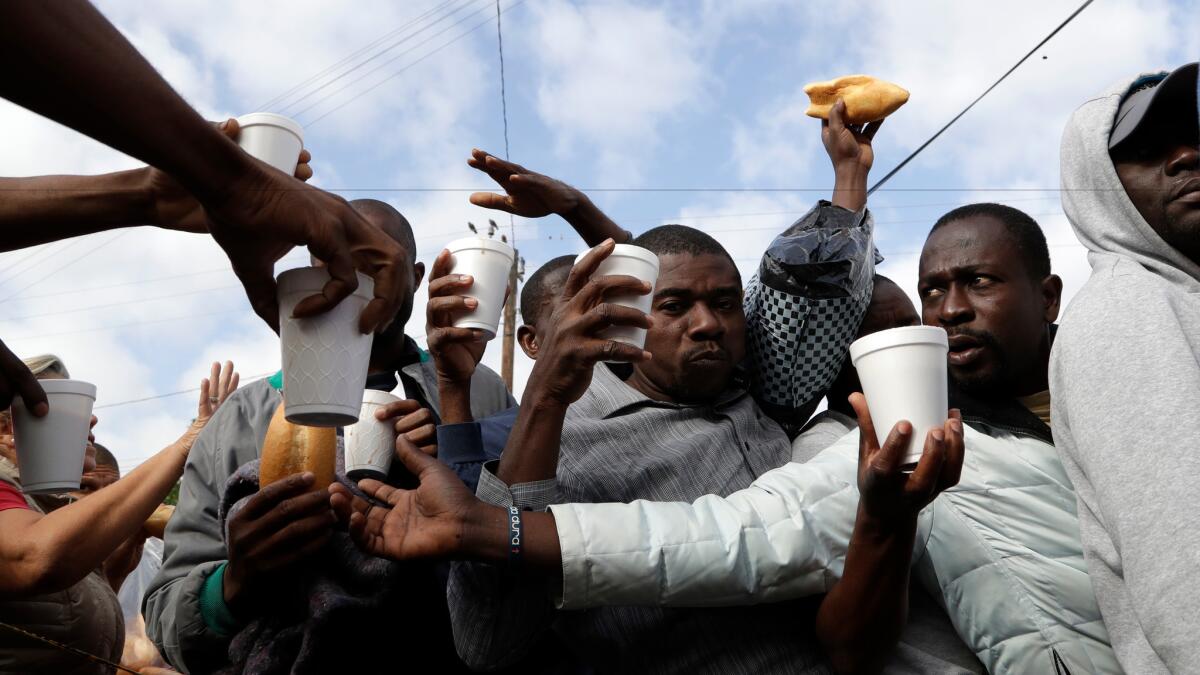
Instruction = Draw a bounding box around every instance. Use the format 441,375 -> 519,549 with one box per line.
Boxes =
467,149 -> 586,219
373,399 -> 438,457
425,249 -> 489,385
149,119 -> 314,234
330,437 -> 486,561
523,240 -> 653,407
198,157 -> 411,335
822,99 -> 883,176
849,393 -> 963,525
196,361 -> 240,423
223,472 -> 336,608
0,339 -> 46,417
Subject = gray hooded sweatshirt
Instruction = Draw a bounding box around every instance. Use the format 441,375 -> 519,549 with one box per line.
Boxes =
1052,75 -> 1200,674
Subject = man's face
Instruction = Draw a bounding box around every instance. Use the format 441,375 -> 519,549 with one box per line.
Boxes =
1112,104 -> 1200,265
635,253 -> 745,403
918,217 -> 1059,397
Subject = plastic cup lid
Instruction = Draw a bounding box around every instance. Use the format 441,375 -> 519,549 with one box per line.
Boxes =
37,379 -> 97,399
235,112 -> 304,142
849,326 -> 948,364
445,236 -> 516,258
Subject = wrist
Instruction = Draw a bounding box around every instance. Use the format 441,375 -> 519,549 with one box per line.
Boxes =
459,501 -> 508,563
856,504 -> 919,542
831,165 -> 868,211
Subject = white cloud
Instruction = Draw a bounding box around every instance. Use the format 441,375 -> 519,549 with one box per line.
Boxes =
525,0 -> 705,182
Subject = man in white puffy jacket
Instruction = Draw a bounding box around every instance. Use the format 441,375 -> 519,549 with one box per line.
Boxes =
332,201 -> 1121,674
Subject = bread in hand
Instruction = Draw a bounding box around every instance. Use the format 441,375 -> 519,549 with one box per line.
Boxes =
259,403 -> 336,490
143,503 -> 175,539
804,75 -> 910,124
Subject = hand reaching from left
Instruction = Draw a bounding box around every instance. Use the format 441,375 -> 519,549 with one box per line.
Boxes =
149,119 -> 313,234
467,149 -> 586,219
179,361 -> 239,450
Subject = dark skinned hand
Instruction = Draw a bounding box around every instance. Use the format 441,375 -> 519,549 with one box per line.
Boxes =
374,399 -> 438,457
222,472 -> 336,609
849,393 -> 964,525
425,248 -> 489,385
822,99 -> 884,176
523,239 -> 653,407
0,339 -> 46,416
467,148 -> 587,218
329,437 -> 482,561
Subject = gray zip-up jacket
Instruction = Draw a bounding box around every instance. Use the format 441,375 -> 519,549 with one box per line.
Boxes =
142,352 -> 513,674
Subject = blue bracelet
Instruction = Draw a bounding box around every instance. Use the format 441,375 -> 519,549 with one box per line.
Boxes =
507,505 -> 523,565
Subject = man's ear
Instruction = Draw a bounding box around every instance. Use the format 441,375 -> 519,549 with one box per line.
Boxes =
517,325 -> 538,359
413,261 -> 427,290
1042,274 -> 1063,323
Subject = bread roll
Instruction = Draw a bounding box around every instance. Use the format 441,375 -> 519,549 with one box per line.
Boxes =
259,403 -> 336,490
804,75 -> 910,124
143,504 -> 174,539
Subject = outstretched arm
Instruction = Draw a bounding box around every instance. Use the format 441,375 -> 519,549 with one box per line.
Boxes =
0,0 -> 410,333
815,397 -> 963,674
467,149 -> 631,246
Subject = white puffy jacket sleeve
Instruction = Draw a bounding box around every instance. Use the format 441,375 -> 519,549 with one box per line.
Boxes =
550,431 -> 924,609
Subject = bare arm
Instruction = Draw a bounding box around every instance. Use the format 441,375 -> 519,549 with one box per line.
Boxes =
467,149 -> 631,246
0,171 -> 154,251
0,0 -> 410,332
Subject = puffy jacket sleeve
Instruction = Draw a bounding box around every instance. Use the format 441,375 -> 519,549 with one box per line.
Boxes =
549,431 -> 875,609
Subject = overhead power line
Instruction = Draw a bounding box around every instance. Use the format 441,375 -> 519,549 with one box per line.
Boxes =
0,231 -> 132,303
867,0 -> 1096,195
283,0 -> 490,118
257,0 -> 461,111
305,0 -> 527,126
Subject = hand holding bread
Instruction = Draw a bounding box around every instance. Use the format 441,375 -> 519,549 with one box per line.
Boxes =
805,74 -> 909,124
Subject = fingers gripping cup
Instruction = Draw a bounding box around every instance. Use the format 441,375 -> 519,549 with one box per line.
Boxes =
848,326 -> 949,467
277,267 -> 375,427
235,112 -> 304,174
344,390 -> 401,481
573,244 -> 660,350
445,237 -> 516,340
11,380 -> 97,494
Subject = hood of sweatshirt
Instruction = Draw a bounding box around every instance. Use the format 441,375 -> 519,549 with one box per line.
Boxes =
1059,73 -> 1200,293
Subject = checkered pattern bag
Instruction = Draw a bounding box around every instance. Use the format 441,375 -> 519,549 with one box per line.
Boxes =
743,201 -> 878,413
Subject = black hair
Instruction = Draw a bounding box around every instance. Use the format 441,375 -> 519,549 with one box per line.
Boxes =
631,225 -> 738,275
519,255 -> 575,326
930,203 -> 1051,279
348,199 -> 417,263
93,442 -> 119,475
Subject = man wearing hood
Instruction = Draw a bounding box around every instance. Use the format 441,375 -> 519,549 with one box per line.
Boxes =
1052,62 -> 1200,673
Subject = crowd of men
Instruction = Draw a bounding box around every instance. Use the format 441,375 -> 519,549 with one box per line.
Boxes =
0,3 -> 1196,674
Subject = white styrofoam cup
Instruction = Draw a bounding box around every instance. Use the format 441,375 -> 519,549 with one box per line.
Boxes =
277,267 -> 375,427
445,237 -> 516,340
344,389 -> 402,481
573,244 -> 660,350
11,380 -> 97,494
235,112 -> 304,175
849,326 -> 949,466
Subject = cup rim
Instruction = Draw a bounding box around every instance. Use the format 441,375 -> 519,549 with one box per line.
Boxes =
34,379 -> 97,399
276,266 -> 374,301
445,236 -> 516,259
575,243 -> 660,273
849,326 -> 948,365
235,112 -> 304,142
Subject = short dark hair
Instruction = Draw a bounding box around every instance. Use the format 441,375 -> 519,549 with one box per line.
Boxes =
92,442 -> 119,475
930,203 -> 1051,279
632,225 -> 738,277
349,199 -> 417,264
520,255 -> 574,325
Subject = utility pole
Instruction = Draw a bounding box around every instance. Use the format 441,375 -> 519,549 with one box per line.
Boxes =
472,220 -> 524,393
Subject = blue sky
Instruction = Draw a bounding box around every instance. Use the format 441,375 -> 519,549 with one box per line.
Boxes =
0,0 -> 1196,471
